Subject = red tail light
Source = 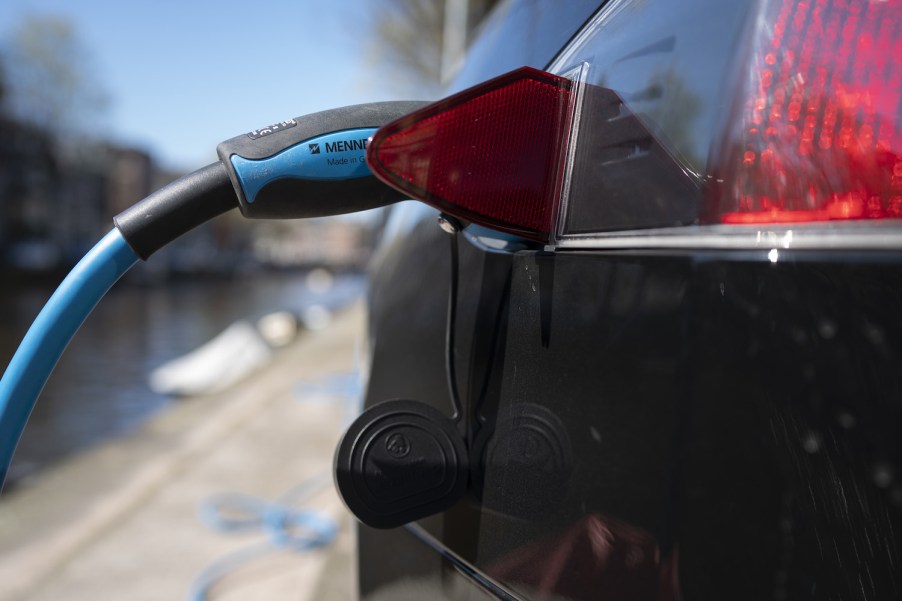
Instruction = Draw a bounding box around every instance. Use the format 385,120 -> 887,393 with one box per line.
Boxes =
366,67 -> 574,242
711,0 -> 902,224
370,0 -> 902,241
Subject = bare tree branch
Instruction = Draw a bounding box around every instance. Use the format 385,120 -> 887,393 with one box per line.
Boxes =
368,0 -> 501,96
3,15 -> 109,139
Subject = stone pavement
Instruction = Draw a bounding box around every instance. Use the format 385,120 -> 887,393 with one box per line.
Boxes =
0,304 -> 365,600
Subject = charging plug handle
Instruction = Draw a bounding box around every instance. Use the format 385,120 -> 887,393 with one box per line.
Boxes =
114,101 -> 426,260
217,101 -> 427,219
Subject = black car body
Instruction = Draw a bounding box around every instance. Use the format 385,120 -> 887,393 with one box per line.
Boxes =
352,0 -> 902,599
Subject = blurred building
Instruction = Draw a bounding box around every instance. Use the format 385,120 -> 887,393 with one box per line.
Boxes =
0,122 -> 243,276
251,216 -> 378,270
105,147 -> 155,219
0,115 -> 63,269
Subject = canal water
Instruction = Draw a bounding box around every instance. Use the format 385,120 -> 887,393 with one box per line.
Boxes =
0,270 -> 365,487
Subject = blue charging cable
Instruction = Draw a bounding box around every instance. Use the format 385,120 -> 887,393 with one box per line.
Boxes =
190,473 -> 338,601
0,101 -> 416,490
0,163 -> 237,489
0,229 -> 139,487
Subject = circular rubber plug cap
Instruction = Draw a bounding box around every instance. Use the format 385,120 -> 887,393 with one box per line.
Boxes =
335,400 -> 468,529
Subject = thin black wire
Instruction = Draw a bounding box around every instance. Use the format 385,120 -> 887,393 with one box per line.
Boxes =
445,230 -> 463,423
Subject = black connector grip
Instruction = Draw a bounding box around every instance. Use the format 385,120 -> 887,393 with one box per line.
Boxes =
114,162 -> 237,260
217,101 -> 427,219
114,101 -> 427,260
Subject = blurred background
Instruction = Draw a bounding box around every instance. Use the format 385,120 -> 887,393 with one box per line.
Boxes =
0,0 -> 499,488
0,1 -> 503,599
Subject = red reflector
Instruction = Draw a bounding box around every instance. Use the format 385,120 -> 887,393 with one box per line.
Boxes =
711,0 -> 902,225
366,67 -> 573,242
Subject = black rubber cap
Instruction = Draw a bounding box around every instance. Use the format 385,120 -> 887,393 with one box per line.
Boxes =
334,400 -> 468,529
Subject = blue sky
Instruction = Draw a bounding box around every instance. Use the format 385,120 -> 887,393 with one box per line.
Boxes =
0,0 -> 418,171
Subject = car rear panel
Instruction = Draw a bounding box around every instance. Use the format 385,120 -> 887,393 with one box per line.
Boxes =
357,0 -> 902,599
364,238 -> 902,600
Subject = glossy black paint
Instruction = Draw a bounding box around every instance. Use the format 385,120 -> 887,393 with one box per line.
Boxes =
364,219 -> 902,600
353,0 -> 902,599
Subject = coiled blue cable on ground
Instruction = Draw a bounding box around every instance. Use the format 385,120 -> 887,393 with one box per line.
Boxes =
0,229 -> 139,488
191,473 -> 338,601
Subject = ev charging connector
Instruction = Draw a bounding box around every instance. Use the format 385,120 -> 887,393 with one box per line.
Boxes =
0,100 -> 426,489
217,101 -> 426,220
